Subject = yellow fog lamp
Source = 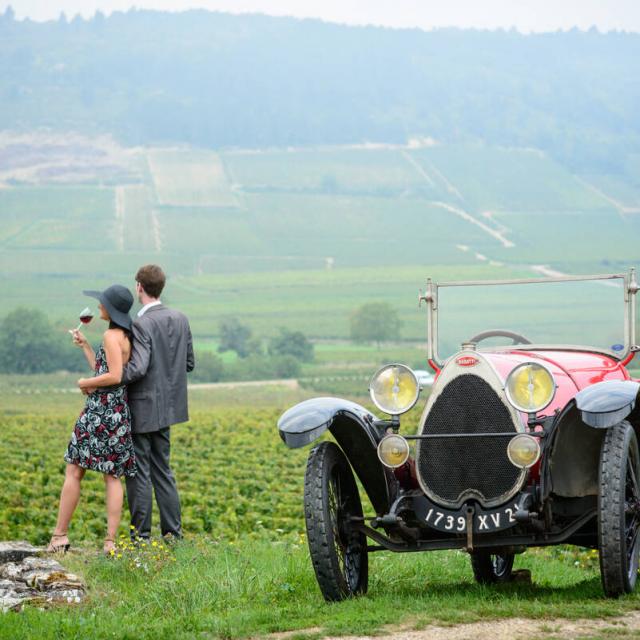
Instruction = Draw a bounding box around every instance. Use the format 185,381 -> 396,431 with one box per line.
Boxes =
507,434 -> 541,469
377,434 -> 410,468
369,364 -> 420,415
505,362 -> 556,414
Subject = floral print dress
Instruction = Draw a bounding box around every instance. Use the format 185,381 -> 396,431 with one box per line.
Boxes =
64,345 -> 137,478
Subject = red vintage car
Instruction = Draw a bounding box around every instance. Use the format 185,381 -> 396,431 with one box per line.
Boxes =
278,270 -> 640,600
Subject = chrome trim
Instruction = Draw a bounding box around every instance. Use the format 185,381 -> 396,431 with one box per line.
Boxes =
507,434 -> 541,469
504,361 -> 557,414
377,434 -> 410,469
470,345 -> 626,358
437,273 -> 626,287
423,270 -> 637,369
416,350 -> 527,509
368,363 -> 420,416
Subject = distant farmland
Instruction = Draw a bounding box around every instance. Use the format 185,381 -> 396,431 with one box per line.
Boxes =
0,134 -> 638,340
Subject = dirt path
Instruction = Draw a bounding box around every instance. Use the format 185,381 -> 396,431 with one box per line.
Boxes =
274,612 -> 640,640
430,201 -> 515,249
188,379 -> 300,390
574,176 -> 640,216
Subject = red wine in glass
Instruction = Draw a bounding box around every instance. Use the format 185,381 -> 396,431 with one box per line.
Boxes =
69,307 -> 94,333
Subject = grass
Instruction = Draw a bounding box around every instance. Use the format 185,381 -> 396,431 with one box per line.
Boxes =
2,378 -> 640,637
0,262 -> 527,341
222,147 -> 429,194
2,140 -> 640,637
119,184 -> 157,252
1,537 -> 639,640
0,185 -> 115,250
408,145 -> 612,213
2,141 -> 639,342
0,377 -> 316,414
148,148 -> 238,208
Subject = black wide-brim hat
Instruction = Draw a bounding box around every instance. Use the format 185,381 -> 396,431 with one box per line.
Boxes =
83,284 -> 134,331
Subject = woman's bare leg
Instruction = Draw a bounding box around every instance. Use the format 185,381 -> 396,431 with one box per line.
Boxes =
104,474 -> 123,551
49,463 -> 86,548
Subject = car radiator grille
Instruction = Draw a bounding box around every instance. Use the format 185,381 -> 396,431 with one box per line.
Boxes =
417,374 -> 521,507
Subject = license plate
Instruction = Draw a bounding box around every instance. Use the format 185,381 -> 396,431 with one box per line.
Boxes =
423,500 -> 521,533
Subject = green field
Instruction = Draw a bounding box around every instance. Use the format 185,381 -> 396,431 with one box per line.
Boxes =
1,139 -> 639,345
0,388 -> 384,545
5,536 -> 638,640
148,148 -> 239,208
2,392 -> 640,639
0,263 -> 528,340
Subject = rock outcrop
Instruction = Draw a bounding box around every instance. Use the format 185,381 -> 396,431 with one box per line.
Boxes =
0,541 -> 85,612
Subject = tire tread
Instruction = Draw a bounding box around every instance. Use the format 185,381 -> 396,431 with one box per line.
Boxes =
303,441 -> 367,601
599,420 -> 638,597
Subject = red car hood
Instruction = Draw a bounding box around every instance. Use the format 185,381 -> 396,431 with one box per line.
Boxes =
480,349 -> 631,413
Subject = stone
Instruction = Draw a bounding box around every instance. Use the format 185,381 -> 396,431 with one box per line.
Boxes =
28,571 -> 84,591
0,541 -> 40,564
0,579 -> 31,595
0,563 -> 24,581
1,595 -> 26,613
510,568 -> 532,583
42,588 -> 85,604
22,556 -> 65,571
0,541 -> 86,613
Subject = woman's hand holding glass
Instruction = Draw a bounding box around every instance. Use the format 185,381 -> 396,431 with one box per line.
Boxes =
71,329 -> 88,348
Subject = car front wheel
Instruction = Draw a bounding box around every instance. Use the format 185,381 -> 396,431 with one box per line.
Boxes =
303,441 -> 368,601
598,419 -> 640,597
470,551 -> 514,583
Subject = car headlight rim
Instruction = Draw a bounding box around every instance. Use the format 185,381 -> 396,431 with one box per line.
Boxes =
507,433 -> 541,469
505,361 -> 557,414
377,433 -> 410,468
369,363 -> 420,416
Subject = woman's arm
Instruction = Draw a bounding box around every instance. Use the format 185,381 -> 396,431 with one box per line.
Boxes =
72,329 -> 96,369
77,330 -> 124,391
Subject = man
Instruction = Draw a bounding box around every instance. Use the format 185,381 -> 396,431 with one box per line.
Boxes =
122,264 -> 195,539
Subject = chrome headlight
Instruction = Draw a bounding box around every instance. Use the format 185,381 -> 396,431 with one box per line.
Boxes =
369,363 -> 420,415
507,434 -> 541,468
505,362 -> 556,413
377,434 -> 410,468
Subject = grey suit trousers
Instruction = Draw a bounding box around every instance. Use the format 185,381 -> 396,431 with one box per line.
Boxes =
125,428 -> 182,539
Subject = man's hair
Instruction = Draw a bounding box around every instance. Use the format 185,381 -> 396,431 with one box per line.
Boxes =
136,264 -> 166,298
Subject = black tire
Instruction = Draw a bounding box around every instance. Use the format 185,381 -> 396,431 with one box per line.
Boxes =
304,441 -> 368,601
598,420 -> 640,597
470,551 -> 514,584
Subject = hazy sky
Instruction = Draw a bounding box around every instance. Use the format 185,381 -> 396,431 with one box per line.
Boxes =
5,0 -> 640,33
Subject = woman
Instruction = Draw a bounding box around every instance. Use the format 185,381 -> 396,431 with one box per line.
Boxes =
47,284 -> 137,555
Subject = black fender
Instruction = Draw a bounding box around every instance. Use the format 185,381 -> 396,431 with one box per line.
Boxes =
575,380 -> 640,429
543,401 -> 604,500
543,380 -> 640,501
277,397 -> 394,513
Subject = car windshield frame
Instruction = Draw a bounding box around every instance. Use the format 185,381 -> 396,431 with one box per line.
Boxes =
423,269 -> 639,368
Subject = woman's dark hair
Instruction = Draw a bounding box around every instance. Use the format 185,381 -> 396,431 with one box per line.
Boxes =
109,321 -> 131,338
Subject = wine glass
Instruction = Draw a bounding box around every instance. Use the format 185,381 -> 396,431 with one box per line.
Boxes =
69,307 -> 94,334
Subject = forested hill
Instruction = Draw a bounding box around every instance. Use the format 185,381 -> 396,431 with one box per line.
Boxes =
1,7 -> 639,173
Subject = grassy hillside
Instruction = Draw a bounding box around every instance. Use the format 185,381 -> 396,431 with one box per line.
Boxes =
0,137 -> 638,341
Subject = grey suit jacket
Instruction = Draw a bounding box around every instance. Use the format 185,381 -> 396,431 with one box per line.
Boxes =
122,304 -> 195,434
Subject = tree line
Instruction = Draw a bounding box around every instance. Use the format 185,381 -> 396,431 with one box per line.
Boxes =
0,303 -> 401,379
1,7 -> 639,174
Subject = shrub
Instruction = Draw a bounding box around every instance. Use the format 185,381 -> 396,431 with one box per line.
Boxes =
350,302 -> 401,348
189,352 -> 225,382
0,308 -> 85,373
268,328 -> 314,362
